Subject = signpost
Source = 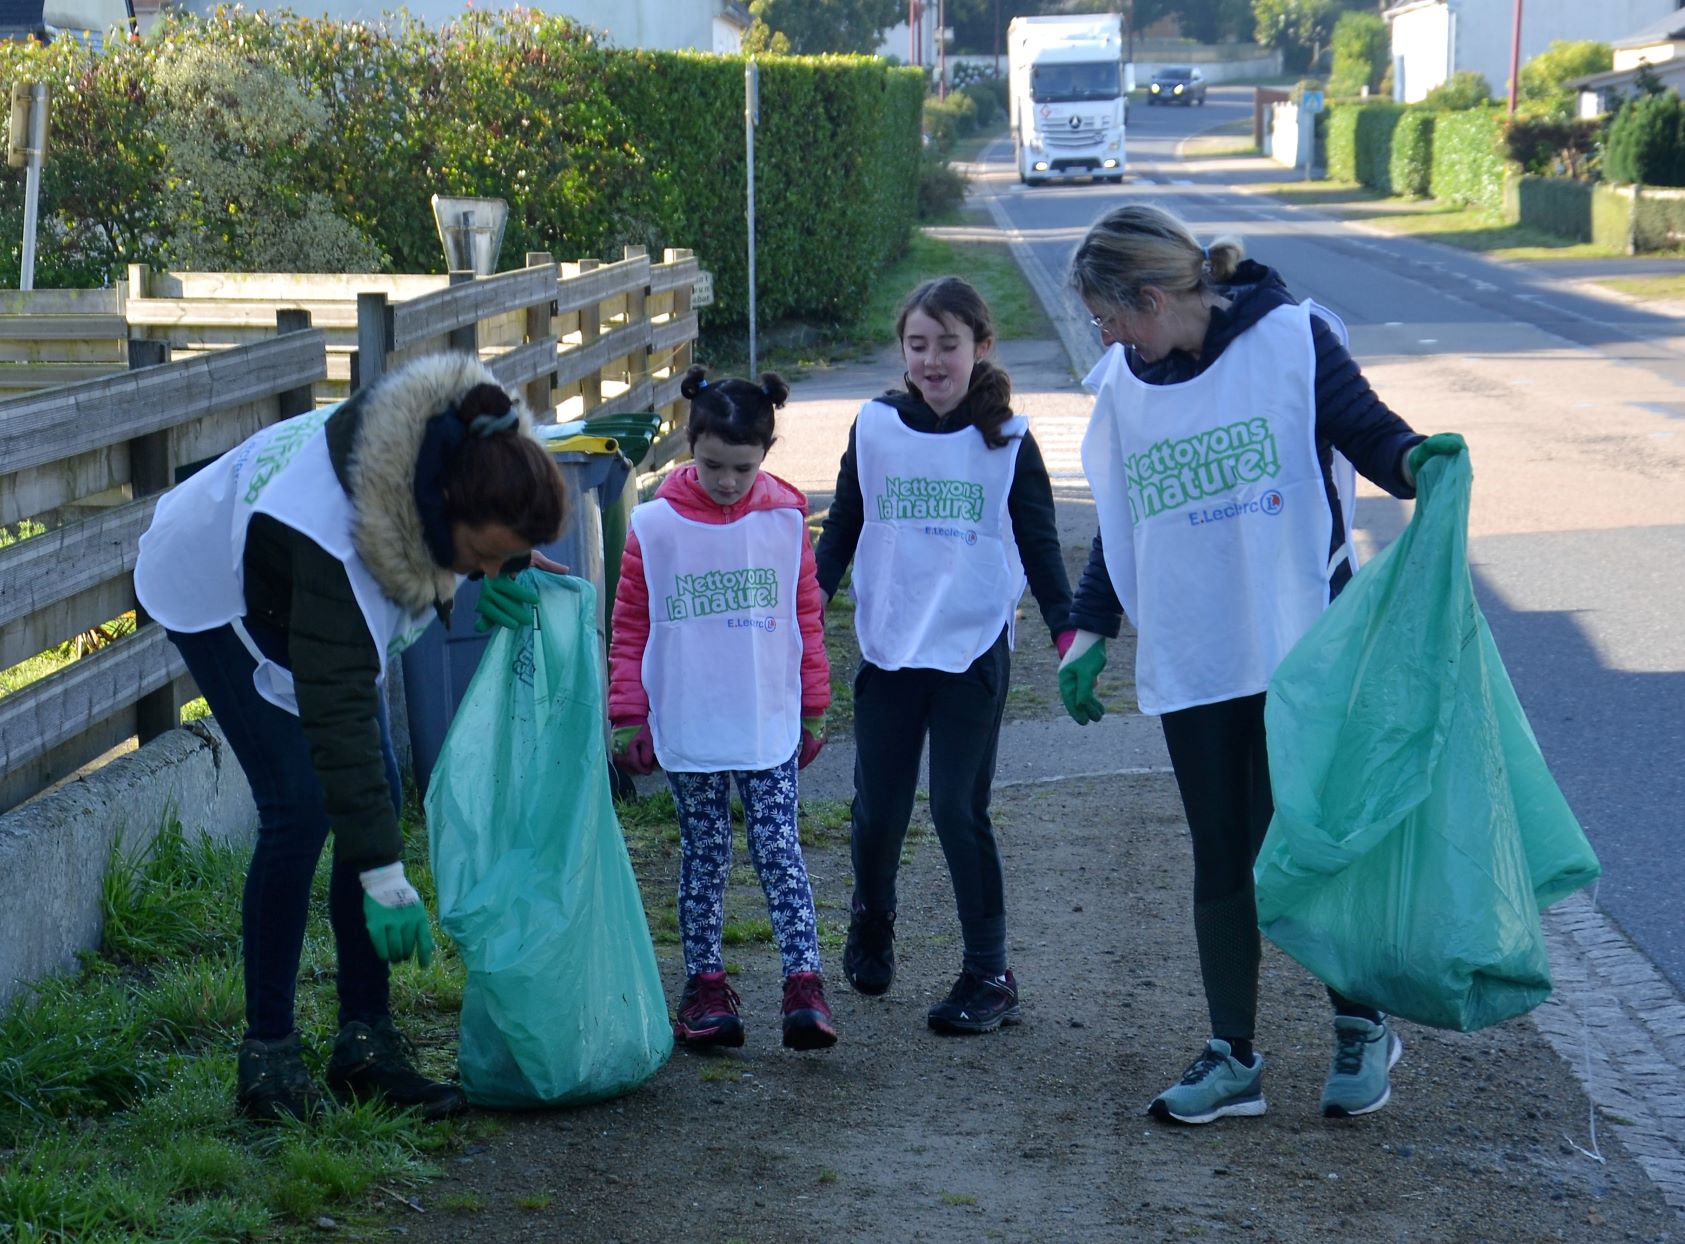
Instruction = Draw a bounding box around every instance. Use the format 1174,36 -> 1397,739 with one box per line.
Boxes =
745,60 -> 759,375
1299,89 -> 1323,182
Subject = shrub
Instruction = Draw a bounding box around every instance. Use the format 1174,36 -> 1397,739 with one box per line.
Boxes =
1328,12 -> 1388,99
1389,109 -> 1436,197
950,61 -> 997,89
1503,115 -> 1605,178
923,90 -> 978,153
1429,107 -> 1509,211
917,151 -> 968,219
1605,89 -> 1685,186
1353,103 -> 1405,190
1423,70 -> 1493,112
960,80 -> 998,127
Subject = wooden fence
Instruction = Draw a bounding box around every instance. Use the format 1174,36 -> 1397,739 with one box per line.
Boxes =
0,248 -> 703,812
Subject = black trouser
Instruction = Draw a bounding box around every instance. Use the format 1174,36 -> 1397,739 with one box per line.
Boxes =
1161,692 -> 1376,1044
850,628 -> 1011,976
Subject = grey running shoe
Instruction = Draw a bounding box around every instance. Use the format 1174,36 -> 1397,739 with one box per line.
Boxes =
1321,1015 -> 1403,1118
1147,1039 -> 1267,1124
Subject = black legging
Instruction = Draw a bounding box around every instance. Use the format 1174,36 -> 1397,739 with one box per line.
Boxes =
1161,692 -> 1377,1044
849,628 -> 1012,976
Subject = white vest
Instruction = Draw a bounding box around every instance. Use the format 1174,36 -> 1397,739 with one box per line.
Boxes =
632,499 -> 804,772
1080,301 -> 1336,715
135,407 -> 441,714
852,401 -> 1026,673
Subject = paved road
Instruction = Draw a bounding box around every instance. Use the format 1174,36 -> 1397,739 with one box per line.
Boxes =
976,85 -> 1685,995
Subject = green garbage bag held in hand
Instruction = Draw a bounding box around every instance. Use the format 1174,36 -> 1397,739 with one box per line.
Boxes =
1253,447 -> 1600,1032
427,571 -> 672,1106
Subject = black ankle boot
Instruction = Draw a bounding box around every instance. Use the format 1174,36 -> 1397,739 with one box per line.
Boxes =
326,1017 -> 467,1120
236,1032 -> 324,1122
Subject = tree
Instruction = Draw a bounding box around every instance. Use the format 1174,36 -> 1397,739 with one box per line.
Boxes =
1517,39 -> 1611,121
741,19 -> 793,55
1327,10 -> 1387,97
1252,0 -> 1339,74
1605,87 -> 1685,186
748,0 -> 902,55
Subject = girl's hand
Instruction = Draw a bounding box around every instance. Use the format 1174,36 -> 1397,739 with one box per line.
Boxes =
612,721 -> 656,774
798,716 -> 826,770
529,549 -> 570,575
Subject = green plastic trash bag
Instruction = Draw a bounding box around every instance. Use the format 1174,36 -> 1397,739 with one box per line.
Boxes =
426,571 -> 672,1106
1253,449 -> 1599,1032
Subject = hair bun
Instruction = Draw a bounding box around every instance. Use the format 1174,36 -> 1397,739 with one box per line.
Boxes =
680,364 -> 710,401
457,383 -> 512,424
758,371 -> 790,409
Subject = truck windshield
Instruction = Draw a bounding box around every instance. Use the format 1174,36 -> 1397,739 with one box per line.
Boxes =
1030,61 -> 1122,102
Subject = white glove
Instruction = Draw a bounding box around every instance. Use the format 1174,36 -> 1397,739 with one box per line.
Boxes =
358,861 -> 422,909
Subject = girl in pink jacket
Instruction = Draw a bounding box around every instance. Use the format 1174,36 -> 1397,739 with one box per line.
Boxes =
609,365 -> 834,1051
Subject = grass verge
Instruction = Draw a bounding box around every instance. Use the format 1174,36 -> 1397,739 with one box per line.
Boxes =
0,818 -> 461,1241
1253,181 -> 1641,261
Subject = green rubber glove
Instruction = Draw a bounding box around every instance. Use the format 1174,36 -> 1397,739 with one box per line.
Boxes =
1058,632 -> 1108,726
358,862 -> 435,967
474,572 -> 539,632
1407,432 -> 1466,480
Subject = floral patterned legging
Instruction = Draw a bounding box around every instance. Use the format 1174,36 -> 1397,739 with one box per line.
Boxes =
667,753 -> 822,979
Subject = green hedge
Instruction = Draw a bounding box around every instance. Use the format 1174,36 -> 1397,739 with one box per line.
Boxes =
609,50 -> 923,325
1631,187 -> 1685,251
1388,110 -> 1435,197
1429,107 -> 1508,212
1592,185 -> 1633,251
1513,175 -> 1592,242
0,12 -> 924,326
1324,103 -> 1404,190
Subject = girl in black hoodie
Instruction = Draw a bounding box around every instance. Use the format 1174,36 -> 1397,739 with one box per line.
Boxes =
815,276 -> 1073,1034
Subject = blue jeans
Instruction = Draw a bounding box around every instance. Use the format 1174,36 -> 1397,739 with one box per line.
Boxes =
168,623 -> 399,1041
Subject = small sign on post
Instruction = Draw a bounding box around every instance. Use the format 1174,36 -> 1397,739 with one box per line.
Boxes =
691,270 -> 715,308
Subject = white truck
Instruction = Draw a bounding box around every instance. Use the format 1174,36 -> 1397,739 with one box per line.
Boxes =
1007,14 -> 1131,187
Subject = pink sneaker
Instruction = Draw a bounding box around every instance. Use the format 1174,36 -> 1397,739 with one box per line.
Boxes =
674,971 -> 744,1048
781,971 -> 838,1051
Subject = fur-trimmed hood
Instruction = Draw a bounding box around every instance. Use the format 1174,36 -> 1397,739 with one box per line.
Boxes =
331,353 -> 536,614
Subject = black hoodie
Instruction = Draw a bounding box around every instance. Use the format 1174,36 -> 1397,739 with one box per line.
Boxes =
1068,260 -> 1425,637
814,373 -> 1072,641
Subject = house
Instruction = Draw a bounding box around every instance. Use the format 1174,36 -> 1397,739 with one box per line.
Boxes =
1570,10 -> 1685,117
1385,0 -> 1683,104
176,0 -> 751,48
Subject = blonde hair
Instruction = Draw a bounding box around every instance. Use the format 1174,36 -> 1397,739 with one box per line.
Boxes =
1068,203 -> 1245,314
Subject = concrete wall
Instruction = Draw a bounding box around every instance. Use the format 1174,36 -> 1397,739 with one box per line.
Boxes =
0,721 -> 257,1009
1266,100 -> 1314,171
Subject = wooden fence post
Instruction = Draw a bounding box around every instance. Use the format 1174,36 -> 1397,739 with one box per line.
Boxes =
274,309 -> 316,418
524,251 -> 555,417
126,337 -> 183,743
353,292 -> 394,393
447,271 -> 477,355
624,244 -> 648,395
576,258 -> 601,412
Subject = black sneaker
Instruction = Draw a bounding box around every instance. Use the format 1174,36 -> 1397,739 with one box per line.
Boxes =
843,905 -> 896,996
236,1032 -> 324,1122
326,1017 -> 467,1120
926,969 -> 1022,1035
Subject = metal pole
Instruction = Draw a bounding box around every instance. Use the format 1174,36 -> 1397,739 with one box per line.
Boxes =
745,60 -> 758,376
20,84 -> 45,292
937,0 -> 946,99
1506,0 -> 1523,115
994,0 -> 1000,77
